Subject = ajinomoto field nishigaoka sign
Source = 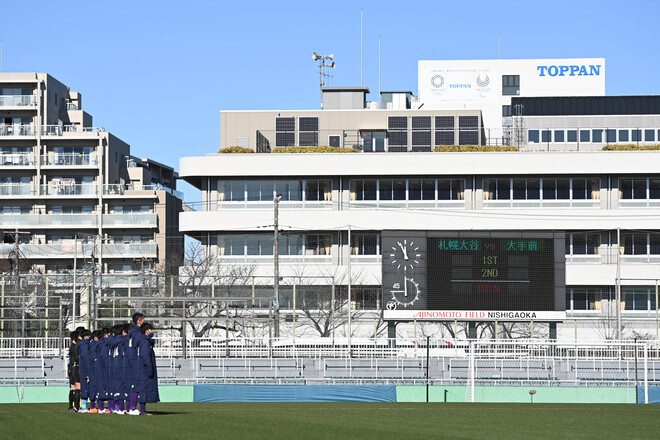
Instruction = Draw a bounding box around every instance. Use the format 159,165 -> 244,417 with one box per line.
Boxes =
382,231 -> 566,321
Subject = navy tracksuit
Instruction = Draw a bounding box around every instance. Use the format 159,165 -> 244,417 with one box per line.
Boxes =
136,333 -> 160,403
78,338 -> 90,399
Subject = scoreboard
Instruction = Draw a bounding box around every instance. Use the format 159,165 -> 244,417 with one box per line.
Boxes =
382,231 -> 565,321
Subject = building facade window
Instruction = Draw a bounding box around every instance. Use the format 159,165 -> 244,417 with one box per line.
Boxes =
411,116 -> 431,151
554,130 -> 565,142
458,116 -> 479,145
275,117 -> 295,147
298,117 -> 319,147
566,232 -> 601,255
502,105 -> 512,117
388,116 -> 408,150
619,178 -> 660,200
618,130 -> 629,142
592,129 -> 603,143
502,75 -> 520,96
645,129 -> 656,142
351,233 -> 380,255
528,130 -> 539,143
435,116 -> 455,146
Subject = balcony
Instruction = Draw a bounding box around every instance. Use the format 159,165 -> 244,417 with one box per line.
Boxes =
0,213 -> 98,228
102,243 -> 158,258
0,183 -> 34,196
103,184 -> 183,199
41,125 -> 103,136
0,95 -> 36,107
42,183 -> 97,197
41,153 -> 98,167
0,125 -> 35,136
102,213 -> 158,228
19,242 -> 95,259
0,153 -> 34,166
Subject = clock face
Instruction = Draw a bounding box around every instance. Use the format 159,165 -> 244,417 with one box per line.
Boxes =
389,239 -> 421,272
390,276 -> 421,307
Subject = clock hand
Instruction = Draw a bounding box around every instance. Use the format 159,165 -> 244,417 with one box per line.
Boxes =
398,242 -> 409,260
404,277 -> 408,297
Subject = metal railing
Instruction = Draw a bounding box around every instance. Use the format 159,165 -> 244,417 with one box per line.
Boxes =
0,153 -> 34,166
41,153 -> 98,166
41,183 -> 97,196
102,242 -> 158,258
0,125 -> 35,136
102,212 -> 157,227
0,183 -> 33,196
0,213 -> 98,228
41,125 -> 103,136
0,95 -> 35,106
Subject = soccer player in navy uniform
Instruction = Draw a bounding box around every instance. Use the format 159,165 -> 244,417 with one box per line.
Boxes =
136,322 -> 159,415
88,330 -> 101,413
127,312 -> 145,415
77,330 -> 92,412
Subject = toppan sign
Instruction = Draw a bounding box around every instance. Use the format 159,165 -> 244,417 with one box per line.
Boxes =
537,64 -> 601,77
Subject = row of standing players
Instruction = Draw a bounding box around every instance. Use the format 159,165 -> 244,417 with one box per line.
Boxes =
68,312 -> 159,415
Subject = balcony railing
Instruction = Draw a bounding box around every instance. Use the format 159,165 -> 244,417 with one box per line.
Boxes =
0,95 -> 35,107
19,243 -> 95,259
42,183 -> 97,196
103,184 -> 183,199
41,153 -> 98,166
41,125 -> 102,136
102,243 -> 158,258
102,213 -> 157,227
0,125 -> 35,136
0,213 -> 98,228
217,255 -> 333,264
0,153 -> 34,166
0,183 -> 33,196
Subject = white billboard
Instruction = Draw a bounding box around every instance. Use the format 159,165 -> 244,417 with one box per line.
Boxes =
421,65 -> 500,104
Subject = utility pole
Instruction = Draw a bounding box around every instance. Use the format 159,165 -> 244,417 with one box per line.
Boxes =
73,233 -> 77,330
273,195 -> 282,339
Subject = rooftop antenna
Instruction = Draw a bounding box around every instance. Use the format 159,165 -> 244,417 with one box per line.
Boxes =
1,41 -> 3,72
313,52 -> 335,109
378,35 -> 381,96
498,33 -> 501,59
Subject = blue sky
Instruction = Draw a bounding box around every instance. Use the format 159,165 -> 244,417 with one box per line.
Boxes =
2,0 -> 659,199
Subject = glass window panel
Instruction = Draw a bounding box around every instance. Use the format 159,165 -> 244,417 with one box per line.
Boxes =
645,129 -> 655,142
620,179 -> 633,199
580,130 -> 590,142
621,233 -> 633,255
496,179 -> 510,200
573,290 -> 587,310
408,180 -> 422,201
422,180 -> 435,200
379,180 -> 393,200
527,179 -> 540,199
246,181 -> 261,201
592,130 -> 603,143
451,180 -> 464,201
528,130 -> 539,143
633,179 -> 646,199
364,180 -> 376,200
277,180 -> 302,201
541,130 -> 551,142
438,180 -> 451,200
556,179 -> 570,199
573,179 -> 586,200
554,130 -> 564,142
567,130 -> 577,142
587,179 -> 600,200
633,234 -> 647,255
543,179 -> 556,199
650,233 -> 660,255
512,179 -> 526,200
632,129 -> 642,142
573,234 -> 586,254
393,180 -> 406,200
606,129 -> 617,143
587,234 -> 600,255
618,130 -> 629,142
650,179 -> 660,199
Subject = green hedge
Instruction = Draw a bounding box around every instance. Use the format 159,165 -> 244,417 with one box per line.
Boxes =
218,146 -> 254,153
434,145 -> 518,152
272,146 -> 357,153
601,144 -> 660,151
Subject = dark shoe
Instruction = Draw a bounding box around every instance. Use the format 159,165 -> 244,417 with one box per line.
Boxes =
68,407 -> 78,412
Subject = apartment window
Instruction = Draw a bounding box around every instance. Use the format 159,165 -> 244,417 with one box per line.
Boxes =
580,130 -> 590,142
572,179 -> 600,200
567,288 -> 603,311
279,235 -> 302,256
567,130 -> 577,142
379,179 -> 406,201
592,129 -> 603,143
1,205 -> 30,214
621,232 -> 647,255
411,116 -> 431,150
567,232 -> 601,255
458,116 -> 479,145
542,179 -> 570,200
502,105 -> 512,117
502,75 -> 520,95
632,129 -> 642,143
437,179 -> 465,200
305,234 -> 331,255
351,233 -> 379,255
483,179 -> 510,200
528,130 -> 539,143
435,116 -> 454,146
645,130 -> 655,142
618,130 -> 629,142
554,130 -> 565,142
350,180 -> 377,201
247,180 -> 274,201
298,117 -> 319,147
218,180 -> 245,201
620,178 -> 648,199
275,117 -> 295,147
276,180 -> 302,201
408,179 -> 435,201
305,180 -> 331,201
246,234 -> 274,255
388,116 -> 408,149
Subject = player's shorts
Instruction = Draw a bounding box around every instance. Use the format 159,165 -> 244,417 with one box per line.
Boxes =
70,366 -> 80,384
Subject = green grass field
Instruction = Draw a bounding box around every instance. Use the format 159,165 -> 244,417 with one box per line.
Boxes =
1,402 -> 659,439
